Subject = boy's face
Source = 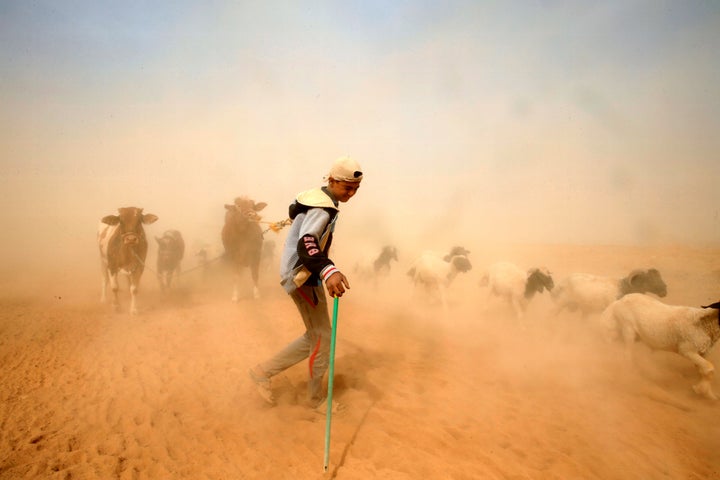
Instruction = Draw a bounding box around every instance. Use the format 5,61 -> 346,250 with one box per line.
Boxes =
328,178 -> 361,203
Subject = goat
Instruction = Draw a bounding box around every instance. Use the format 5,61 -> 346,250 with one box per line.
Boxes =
479,262 -> 554,318
602,294 -> 720,400
373,245 -> 399,274
552,268 -> 667,316
407,251 -> 472,309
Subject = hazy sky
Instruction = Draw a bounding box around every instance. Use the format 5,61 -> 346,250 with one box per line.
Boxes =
2,1 -> 719,267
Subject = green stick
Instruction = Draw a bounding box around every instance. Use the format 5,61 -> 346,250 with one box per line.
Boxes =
323,295 -> 340,472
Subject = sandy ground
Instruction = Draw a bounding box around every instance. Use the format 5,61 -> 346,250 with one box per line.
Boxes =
1,243 -> 719,480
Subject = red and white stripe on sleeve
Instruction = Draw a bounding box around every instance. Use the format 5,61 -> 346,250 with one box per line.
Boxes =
321,265 -> 339,282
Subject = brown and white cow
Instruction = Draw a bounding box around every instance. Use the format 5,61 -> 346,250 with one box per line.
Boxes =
155,229 -> 185,291
221,196 -> 267,301
98,207 -> 158,314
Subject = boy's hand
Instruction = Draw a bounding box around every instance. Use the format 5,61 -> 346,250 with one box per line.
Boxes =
325,272 -> 350,297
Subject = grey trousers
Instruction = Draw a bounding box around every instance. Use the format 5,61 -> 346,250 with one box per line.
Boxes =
259,284 -> 332,404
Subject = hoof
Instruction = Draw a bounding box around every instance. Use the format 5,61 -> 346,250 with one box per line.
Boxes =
692,382 -> 717,400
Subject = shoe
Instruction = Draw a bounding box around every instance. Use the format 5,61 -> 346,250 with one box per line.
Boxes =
313,398 -> 344,415
248,366 -> 275,405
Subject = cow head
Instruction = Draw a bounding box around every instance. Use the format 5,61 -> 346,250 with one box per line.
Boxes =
224,197 -> 268,223
102,207 -> 158,246
155,235 -> 171,249
156,230 -> 182,246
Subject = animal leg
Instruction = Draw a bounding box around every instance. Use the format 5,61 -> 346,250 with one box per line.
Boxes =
129,278 -> 139,315
251,263 -> 260,299
438,285 -> 448,312
680,349 -> 716,400
620,325 -> 639,365
170,265 -> 180,288
511,297 -> 524,319
109,273 -> 120,311
232,273 -> 240,303
100,267 -> 109,303
481,289 -> 493,313
232,285 -> 239,303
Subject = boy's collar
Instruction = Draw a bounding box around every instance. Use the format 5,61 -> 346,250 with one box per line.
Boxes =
295,187 -> 339,210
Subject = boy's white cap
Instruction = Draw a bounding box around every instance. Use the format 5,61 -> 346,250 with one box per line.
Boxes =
327,156 -> 363,183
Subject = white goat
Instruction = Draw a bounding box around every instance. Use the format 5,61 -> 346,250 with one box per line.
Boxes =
602,294 -> 720,400
479,262 -> 555,318
552,268 -> 667,316
407,251 -> 472,309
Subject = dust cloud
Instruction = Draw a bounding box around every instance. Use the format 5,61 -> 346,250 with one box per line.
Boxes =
2,2 -> 720,478
0,219 -> 719,478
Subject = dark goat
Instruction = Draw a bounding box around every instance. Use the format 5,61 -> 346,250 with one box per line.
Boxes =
373,245 -> 398,274
156,230 -> 185,291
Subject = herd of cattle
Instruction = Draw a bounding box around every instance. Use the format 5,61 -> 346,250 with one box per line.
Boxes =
96,199 -> 720,401
97,197 -> 269,314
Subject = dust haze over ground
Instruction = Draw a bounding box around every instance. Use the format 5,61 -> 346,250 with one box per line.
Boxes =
2,2 -> 720,479
1,236 -> 719,479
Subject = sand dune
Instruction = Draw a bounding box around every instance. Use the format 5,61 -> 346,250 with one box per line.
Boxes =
0,244 -> 718,479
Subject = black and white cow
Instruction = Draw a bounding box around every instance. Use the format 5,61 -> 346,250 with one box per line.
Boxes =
98,207 -> 158,314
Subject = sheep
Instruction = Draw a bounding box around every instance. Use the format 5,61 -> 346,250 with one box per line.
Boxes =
443,246 -> 471,262
602,294 -> 720,400
405,246 -> 471,279
354,245 -> 399,279
479,262 -> 555,318
373,245 -> 399,274
407,251 -> 472,309
552,268 -> 667,317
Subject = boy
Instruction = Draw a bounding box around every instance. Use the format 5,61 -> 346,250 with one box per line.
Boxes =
249,156 -> 362,410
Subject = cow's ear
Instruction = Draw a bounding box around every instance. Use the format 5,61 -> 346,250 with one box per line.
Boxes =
224,204 -> 234,211
142,214 -> 159,224
101,215 -> 120,225
254,202 -> 268,211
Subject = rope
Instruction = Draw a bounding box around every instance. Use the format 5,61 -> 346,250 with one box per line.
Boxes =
261,218 -> 292,236
133,250 -> 225,279
126,217 -> 291,280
